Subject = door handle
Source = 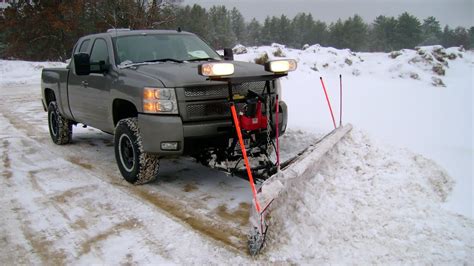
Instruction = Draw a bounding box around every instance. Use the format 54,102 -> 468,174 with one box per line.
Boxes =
81,81 -> 89,87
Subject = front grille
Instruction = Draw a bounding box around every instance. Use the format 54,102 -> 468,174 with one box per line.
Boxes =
184,81 -> 271,99
184,85 -> 227,97
187,102 -> 231,118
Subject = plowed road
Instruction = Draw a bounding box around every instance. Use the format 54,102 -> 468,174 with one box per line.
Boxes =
0,84 -> 263,264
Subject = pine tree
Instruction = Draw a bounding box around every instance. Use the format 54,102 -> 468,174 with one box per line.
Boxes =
343,14 -> 368,51
441,25 -> 456,47
421,16 -> 442,45
230,7 -> 246,44
246,18 -> 262,45
470,27 -> 474,49
369,15 -> 397,52
395,12 -> 422,49
261,16 -> 274,45
277,15 -> 292,45
207,6 -> 236,49
452,27 -> 470,48
328,19 -> 345,49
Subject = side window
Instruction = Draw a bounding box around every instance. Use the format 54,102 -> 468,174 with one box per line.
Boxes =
90,39 -> 109,64
74,39 -> 90,54
79,39 -> 90,54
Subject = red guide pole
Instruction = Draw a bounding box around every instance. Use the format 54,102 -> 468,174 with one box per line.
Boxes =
230,103 -> 261,213
339,74 -> 342,127
320,77 -> 337,129
275,95 -> 280,169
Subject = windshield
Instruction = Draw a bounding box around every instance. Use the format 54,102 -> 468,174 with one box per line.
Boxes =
113,34 -> 221,65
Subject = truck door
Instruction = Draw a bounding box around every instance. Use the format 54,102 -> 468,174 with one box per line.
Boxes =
69,38 -> 112,132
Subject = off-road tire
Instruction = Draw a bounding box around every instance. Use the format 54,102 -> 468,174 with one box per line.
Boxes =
114,118 -> 160,185
48,101 -> 72,145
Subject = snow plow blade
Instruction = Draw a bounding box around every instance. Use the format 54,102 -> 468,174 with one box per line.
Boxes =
248,124 -> 353,255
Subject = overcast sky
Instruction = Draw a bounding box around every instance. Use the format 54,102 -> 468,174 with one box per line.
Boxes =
184,0 -> 473,27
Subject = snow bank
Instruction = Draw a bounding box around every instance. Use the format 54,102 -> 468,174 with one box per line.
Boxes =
0,60 -> 66,87
264,129 -> 473,264
234,43 -> 469,87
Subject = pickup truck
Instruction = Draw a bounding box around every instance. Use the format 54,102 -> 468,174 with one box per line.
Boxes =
41,29 -> 291,184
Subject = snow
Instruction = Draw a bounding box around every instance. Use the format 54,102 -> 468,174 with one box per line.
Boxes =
264,129 -> 473,263
0,43 -> 473,263
0,60 -> 67,87
235,44 -> 473,219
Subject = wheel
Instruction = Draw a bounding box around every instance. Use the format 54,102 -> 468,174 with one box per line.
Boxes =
114,118 -> 160,185
48,101 -> 72,145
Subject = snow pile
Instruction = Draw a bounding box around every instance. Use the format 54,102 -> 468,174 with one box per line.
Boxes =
264,130 -> 473,264
0,60 -> 67,87
234,43 -> 470,86
387,45 -> 466,87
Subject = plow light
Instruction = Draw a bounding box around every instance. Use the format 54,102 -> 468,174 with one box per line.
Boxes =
265,59 -> 297,73
198,62 -> 234,77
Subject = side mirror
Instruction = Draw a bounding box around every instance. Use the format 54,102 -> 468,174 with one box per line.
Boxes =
223,48 -> 234,61
74,53 -> 91,75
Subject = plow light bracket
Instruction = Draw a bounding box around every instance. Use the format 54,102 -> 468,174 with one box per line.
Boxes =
198,62 -> 235,77
265,59 -> 297,73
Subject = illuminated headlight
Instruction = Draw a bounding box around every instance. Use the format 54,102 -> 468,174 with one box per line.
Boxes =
143,88 -> 178,114
198,63 -> 234,77
265,59 -> 297,73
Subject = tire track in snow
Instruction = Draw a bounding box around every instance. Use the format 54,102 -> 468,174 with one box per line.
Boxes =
0,87 -> 251,255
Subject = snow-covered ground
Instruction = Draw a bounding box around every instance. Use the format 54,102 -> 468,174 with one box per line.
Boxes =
0,44 -> 472,264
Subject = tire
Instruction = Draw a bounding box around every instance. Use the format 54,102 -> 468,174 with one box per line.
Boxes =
114,118 -> 160,185
48,101 -> 72,145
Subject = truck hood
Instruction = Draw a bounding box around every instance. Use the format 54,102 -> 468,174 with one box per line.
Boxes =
132,61 -> 271,87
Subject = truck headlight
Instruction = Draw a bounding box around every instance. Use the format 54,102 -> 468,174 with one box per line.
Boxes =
198,62 -> 234,77
143,88 -> 178,114
265,59 -> 297,73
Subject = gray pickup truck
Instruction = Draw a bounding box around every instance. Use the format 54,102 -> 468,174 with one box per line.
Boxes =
42,29 -> 291,184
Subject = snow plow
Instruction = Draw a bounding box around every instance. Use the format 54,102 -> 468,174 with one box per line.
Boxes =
248,124 -> 353,255
199,60 -> 351,255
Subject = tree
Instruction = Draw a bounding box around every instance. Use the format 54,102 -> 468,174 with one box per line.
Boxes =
421,16 -> 442,45
328,19 -> 345,49
343,14 -> 368,51
246,18 -> 262,45
1,0 -> 182,61
207,6 -> 236,49
260,16 -> 274,45
452,26 -> 470,48
311,20 -> 329,46
369,15 -> 398,52
395,12 -> 422,49
470,27 -> 474,49
290,13 -> 327,48
441,25 -> 456,47
174,4 -> 209,41
230,7 -> 246,44
277,15 -> 292,45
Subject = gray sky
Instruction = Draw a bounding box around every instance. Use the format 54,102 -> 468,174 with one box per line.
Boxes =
184,0 -> 473,27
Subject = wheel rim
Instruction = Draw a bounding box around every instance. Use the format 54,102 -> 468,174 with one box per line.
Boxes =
49,110 -> 58,137
118,133 -> 135,172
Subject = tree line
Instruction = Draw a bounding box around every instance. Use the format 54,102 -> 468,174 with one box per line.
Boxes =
0,1 -> 473,61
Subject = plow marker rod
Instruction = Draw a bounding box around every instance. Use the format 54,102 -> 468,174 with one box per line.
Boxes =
320,77 -> 337,129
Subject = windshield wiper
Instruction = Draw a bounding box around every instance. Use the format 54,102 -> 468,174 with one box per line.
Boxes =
144,58 -> 183,63
185,57 -> 218,62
